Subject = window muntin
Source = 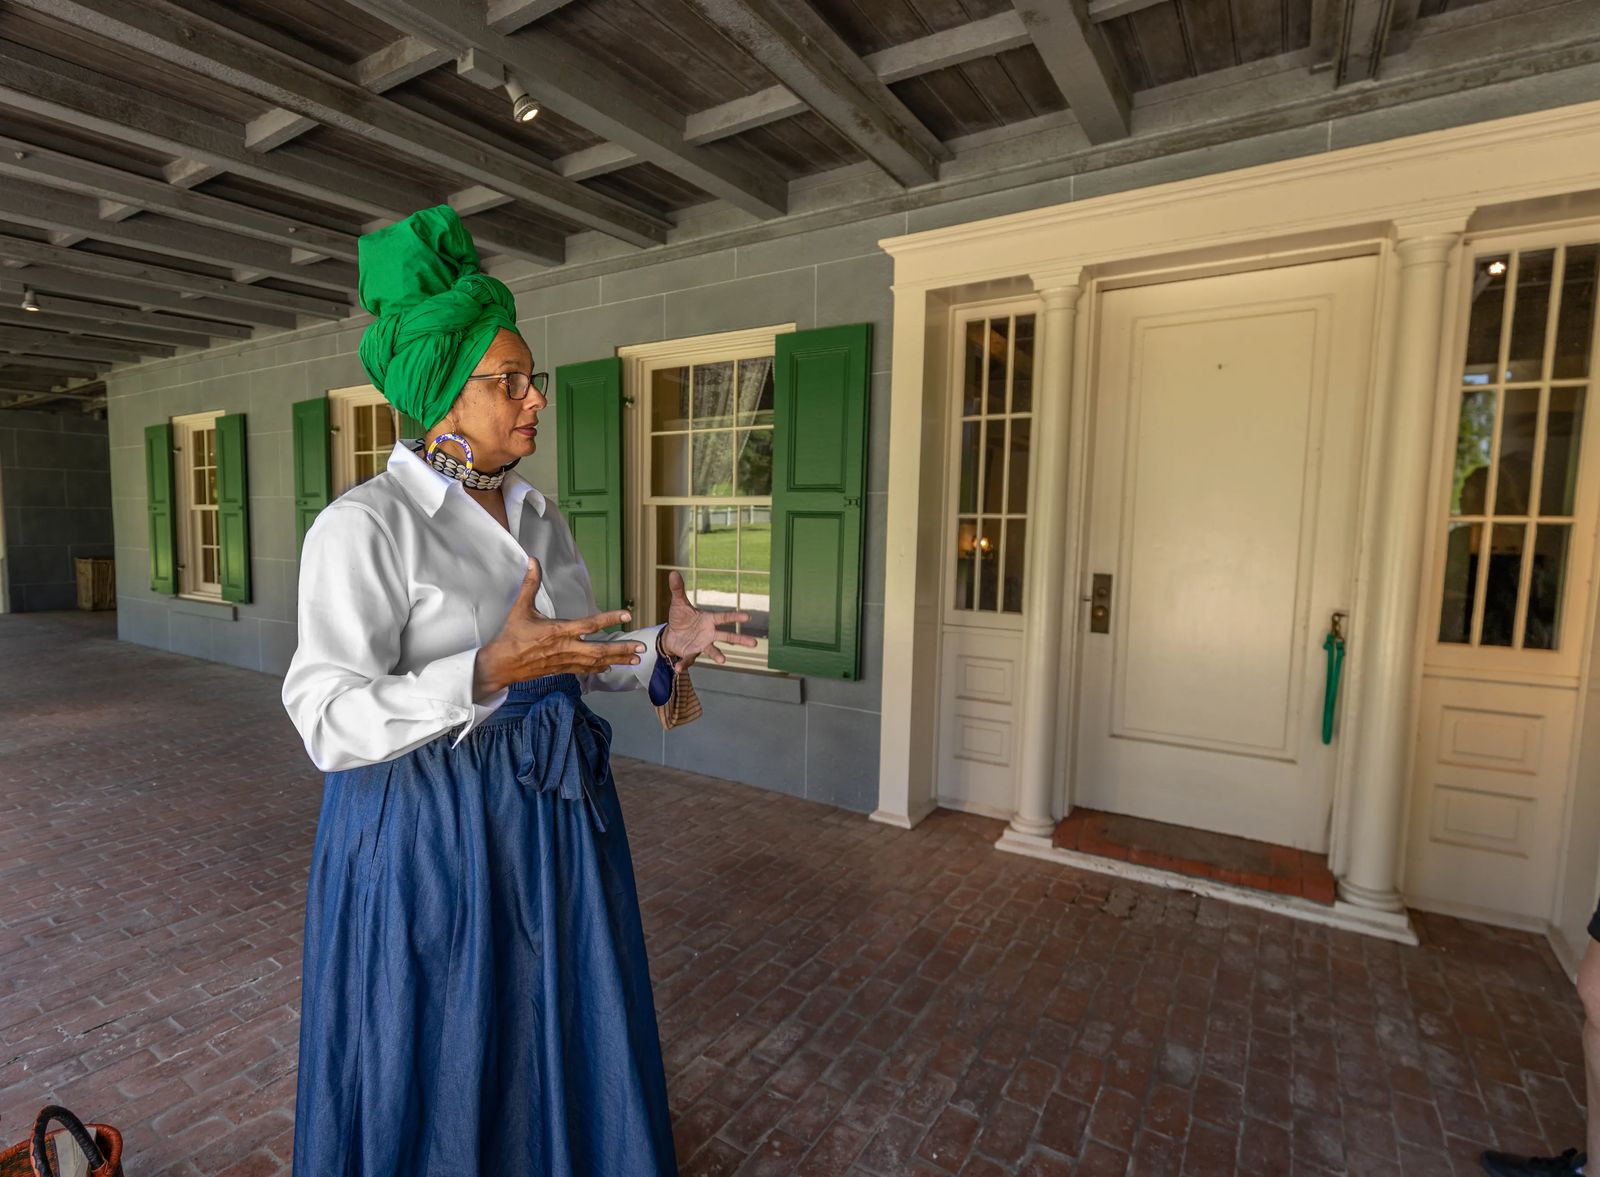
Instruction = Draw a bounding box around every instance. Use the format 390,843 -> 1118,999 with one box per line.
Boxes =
952,312 -> 1035,615
644,355 -> 774,668
1439,245 -> 1596,651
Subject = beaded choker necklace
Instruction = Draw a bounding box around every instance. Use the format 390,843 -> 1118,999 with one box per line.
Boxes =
414,435 -> 516,491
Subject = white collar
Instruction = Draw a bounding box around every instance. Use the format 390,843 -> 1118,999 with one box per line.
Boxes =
387,441 -> 547,519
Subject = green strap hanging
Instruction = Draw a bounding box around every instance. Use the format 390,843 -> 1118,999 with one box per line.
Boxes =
1321,614 -> 1347,746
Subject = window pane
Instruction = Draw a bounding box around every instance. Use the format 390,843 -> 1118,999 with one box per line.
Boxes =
963,320 -> 984,416
957,422 -> 979,515
1494,388 -> 1539,515
652,433 -> 689,496
193,466 -> 207,505
1524,524 -> 1571,651
736,358 -> 774,427
954,518 -> 976,610
739,573 -> 770,640
1007,419 -> 1031,516
696,508 -> 736,571
652,367 -> 689,431
1452,390 -> 1495,514
202,546 -> 217,586
1480,522 -> 1526,647
1506,250 -> 1555,382
1003,520 -> 1026,614
1555,244 -> 1599,379
355,405 -> 374,452
1012,314 -> 1035,414
735,428 -> 772,496
691,430 -> 733,497
1542,386 -> 1586,516
738,516 -> 769,573
982,419 -> 1005,515
201,511 -> 216,546
987,317 -> 1010,415
693,362 -> 736,429
978,518 -> 1001,611
356,453 -> 376,483
1438,522 -> 1478,643
1465,255 -> 1508,383
695,557 -> 737,601
655,506 -> 695,567
205,466 -> 217,506
375,407 -> 396,448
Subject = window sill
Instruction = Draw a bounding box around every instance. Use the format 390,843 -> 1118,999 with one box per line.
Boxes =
173,595 -> 237,622
691,663 -> 803,704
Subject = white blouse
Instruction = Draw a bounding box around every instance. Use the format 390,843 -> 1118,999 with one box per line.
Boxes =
282,441 -> 662,772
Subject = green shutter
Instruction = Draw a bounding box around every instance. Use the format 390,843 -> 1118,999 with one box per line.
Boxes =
292,396 -> 332,551
215,413 -> 251,604
769,324 -> 872,679
144,422 -> 177,595
555,357 -> 624,614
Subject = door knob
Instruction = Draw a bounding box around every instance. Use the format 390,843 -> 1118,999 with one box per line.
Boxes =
1089,573 -> 1112,634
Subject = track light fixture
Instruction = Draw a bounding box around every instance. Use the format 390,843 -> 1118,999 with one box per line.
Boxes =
505,76 -> 540,124
20,287 -> 39,312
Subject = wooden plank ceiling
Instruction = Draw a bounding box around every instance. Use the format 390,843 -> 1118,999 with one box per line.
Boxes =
0,0 -> 1587,410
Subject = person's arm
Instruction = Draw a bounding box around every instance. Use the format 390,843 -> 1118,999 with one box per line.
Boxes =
281,503 -> 498,772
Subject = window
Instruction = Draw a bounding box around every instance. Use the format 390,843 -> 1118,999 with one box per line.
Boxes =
1438,243 -> 1598,651
330,385 -> 399,496
624,327 -> 793,670
173,411 -> 223,598
950,309 -> 1036,616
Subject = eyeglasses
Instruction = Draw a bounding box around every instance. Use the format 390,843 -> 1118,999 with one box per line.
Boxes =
464,371 -> 549,401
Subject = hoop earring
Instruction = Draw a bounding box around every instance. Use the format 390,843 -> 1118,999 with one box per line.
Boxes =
426,431 -> 475,471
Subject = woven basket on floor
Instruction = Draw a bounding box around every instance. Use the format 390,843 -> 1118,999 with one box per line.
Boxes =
0,1107 -> 123,1177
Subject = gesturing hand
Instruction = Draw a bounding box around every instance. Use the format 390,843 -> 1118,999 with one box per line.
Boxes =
474,558 -> 646,699
660,569 -> 760,669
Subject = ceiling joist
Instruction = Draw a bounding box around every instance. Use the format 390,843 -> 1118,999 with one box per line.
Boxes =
0,266 -> 298,330
679,0 -> 949,186
1014,0 -> 1132,143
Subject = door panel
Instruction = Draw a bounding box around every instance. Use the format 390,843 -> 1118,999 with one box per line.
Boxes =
1075,258 -> 1377,849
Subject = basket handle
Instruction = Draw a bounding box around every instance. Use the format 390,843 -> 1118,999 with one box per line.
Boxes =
29,1107 -> 106,1177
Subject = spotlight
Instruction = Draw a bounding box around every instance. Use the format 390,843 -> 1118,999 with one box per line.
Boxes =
20,286 -> 38,312
505,76 -> 541,124
1487,260 -> 1507,277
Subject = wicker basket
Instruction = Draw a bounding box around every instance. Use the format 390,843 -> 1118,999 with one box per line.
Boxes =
74,558 -> 115,612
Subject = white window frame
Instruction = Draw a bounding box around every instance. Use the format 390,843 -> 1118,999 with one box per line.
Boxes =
620,324 -> 795,672
172,410 -> 224,601
940,296 -> 1041,634
329,384 -> 401,497
1425,225 -> 1600,682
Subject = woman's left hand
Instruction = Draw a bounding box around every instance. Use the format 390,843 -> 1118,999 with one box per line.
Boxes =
660,570 -> 759,668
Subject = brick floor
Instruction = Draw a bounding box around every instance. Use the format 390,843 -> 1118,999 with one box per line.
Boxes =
0,612 -> 1589,1175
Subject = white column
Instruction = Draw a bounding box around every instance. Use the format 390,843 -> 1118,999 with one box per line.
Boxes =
1005,275 -> 1084,844
1339,226 -> 1463,913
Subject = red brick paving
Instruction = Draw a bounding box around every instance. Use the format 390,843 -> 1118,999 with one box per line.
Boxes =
1054,809 -> 1340,905
0,613 -> 1589,1174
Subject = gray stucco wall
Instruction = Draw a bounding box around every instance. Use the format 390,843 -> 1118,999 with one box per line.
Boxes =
104,221 -> 896,811
0,409 -> 112,613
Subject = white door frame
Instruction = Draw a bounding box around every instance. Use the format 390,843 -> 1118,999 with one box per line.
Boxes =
875,100 -> 1600,937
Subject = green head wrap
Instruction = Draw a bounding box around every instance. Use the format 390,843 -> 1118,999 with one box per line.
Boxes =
357,205 -> 523,431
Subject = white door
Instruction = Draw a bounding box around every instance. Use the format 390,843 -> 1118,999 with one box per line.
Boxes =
1073,258 -> 1377,849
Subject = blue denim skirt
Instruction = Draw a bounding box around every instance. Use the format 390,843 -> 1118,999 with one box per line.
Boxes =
292,676 -> 677,1176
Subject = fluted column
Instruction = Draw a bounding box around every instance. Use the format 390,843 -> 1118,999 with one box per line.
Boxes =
1008,275 -> 1084,841
1339,226 -> 1464,913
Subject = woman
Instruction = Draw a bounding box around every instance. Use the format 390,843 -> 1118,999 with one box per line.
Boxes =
282,206 -> 751,1175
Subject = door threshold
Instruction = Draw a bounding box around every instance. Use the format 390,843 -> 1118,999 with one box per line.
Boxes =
1050,808 -> 1337,903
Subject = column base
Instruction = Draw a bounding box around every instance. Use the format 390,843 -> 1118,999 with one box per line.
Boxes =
995,827 -> 1057,857
1007,815 -> 1056,839
1338,877 -> 1407,913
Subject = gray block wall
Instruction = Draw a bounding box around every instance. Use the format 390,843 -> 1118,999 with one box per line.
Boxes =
104,222 -> 897,812
0,409 -> 113,613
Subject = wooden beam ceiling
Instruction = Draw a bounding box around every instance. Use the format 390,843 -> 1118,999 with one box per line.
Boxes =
0,267 -> 298,330
347,0 -> 789,218
13,0 -> 667,254
1014,0 -> 1132,143
1336,0 -> 1428,84
678,0 -> 948,187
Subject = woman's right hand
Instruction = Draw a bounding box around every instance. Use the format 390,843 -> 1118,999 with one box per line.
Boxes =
473,558 -> 645,698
